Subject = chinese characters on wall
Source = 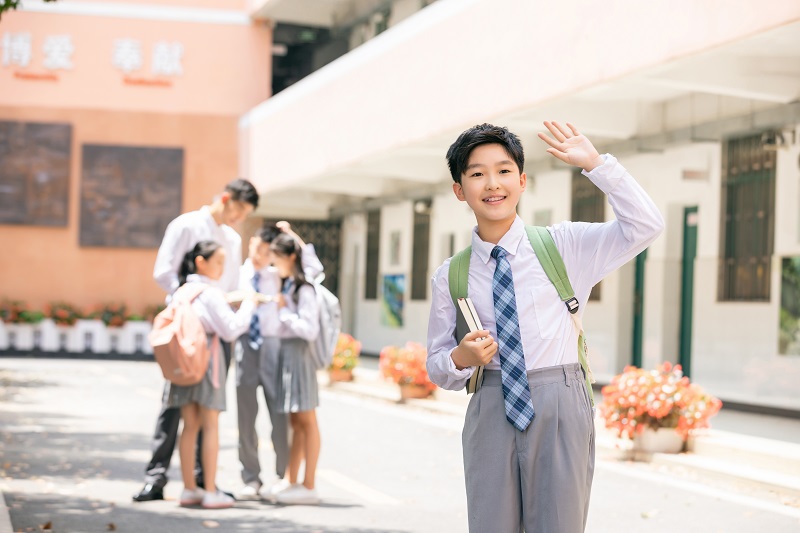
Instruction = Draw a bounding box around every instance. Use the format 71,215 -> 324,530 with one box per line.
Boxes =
1,31 -> 184,82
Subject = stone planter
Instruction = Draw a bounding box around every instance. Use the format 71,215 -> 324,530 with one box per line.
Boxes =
632,427 -> 685,454
328,368 -> 354,383
54,324 -> 80,351
0,321 -> 7,350
38,319 -> 60,352
74,319 -> 108,353
6,323 -> 35,351
399,383 -> 434,400
125,321 -> 153,355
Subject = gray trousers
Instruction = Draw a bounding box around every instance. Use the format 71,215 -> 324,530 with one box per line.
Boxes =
463,363 -> 595,533
235,336 -> 289,485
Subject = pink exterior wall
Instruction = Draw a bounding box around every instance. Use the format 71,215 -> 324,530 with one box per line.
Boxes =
0,4 -> 271,314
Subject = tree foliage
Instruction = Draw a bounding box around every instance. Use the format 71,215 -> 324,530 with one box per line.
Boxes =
0,0 -> 58,21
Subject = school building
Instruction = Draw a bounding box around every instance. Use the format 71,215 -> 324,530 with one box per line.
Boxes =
2,0 -> 800,413
240,0 -> 800,412
0,0 -> 271,312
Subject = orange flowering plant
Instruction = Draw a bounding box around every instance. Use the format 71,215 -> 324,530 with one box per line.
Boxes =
329,333 -> 362,372
0,300 -> 44,324
599,362 -> 722,440
48,302 -> 82,327
379,342 -> 437,392
93,303 -> 128,328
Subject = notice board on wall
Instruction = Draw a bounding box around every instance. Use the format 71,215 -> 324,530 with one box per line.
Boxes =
80,144 -> 183,248
0,120 -> 72,227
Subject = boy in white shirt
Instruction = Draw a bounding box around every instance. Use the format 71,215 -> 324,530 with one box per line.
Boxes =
426,122 -> 664,532
134,179 -> 259,503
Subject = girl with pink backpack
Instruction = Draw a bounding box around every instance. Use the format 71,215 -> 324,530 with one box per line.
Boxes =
165,240 -> 259,509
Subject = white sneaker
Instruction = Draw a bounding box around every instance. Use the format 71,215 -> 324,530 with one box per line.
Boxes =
236,481 -> 262,501
276,485 -> 320,505
202,490 -> 235,509
179,487 -> 205,507
263,478 -> 292,502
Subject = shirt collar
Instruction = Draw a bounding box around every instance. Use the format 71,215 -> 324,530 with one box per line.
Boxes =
471,216 -> 526,264
200,205 -> 221,228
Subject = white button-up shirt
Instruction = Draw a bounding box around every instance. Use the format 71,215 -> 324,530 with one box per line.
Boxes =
426,155 -> 665,391
185,274 -> 254,342
153,206 -> 242,295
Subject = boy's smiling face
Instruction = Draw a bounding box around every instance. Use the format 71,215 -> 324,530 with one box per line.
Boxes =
453,143 -> 527,227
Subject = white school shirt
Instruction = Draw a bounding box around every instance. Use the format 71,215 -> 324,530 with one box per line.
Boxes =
426,155 -> 665,391
185,274 -> 255,342
153,206 -> 242,295
276,283 -> 320,342
239,244 -> 324,337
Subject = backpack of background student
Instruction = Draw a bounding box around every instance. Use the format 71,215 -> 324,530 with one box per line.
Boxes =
148,283 -> 211,386
308,282 -> 342,370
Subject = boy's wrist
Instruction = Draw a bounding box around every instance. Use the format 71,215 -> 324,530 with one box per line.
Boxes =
582,153 -> 605,173
451,346 -> 467,370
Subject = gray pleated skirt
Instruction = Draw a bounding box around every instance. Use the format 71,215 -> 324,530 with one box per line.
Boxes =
165,336 -> 227,411
277,338 -> 319,413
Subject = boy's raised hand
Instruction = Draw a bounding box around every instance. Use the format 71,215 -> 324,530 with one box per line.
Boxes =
538,121 -> 604,172
451,330 -> 498,370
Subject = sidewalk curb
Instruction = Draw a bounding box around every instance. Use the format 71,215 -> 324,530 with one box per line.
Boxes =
0,492 -> 13,533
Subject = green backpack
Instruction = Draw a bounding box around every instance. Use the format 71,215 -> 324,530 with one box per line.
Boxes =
448,225 -> 595,405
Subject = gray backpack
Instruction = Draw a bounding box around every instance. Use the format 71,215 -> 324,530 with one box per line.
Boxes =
309,280 -> 342,369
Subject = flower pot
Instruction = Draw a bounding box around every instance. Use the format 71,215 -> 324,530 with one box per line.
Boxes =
632,427 -> 685,454
74,319 -> 108,353
328,368 -> 354,383
399,383 -> 433,400
38,319 -> 59,351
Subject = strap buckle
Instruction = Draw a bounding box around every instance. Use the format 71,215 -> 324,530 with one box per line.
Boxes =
565,297 -> 579,314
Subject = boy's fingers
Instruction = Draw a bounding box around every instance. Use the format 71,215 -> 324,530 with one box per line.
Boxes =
537,131 -> 561,149
464,330 -> 489,342
567,122 -> 580,136
552,121 -> 572,139
546,148 -> 570,163
543,120 -> 566,142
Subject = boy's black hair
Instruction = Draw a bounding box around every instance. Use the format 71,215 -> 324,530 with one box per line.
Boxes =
257,224 -> 281,244
225,178 -> 260,208
445,123 -> 524,184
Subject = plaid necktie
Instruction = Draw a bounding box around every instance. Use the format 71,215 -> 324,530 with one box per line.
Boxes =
248,271 -> 262,349
491,245 -> 535,431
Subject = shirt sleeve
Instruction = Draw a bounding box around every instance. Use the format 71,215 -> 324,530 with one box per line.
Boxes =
153,218 -> 193,295
301,244 -> 324,282
200,288 -> 255,342
279,284 -> 320,341
426,261 -> 474,391
552,154 -> 665,302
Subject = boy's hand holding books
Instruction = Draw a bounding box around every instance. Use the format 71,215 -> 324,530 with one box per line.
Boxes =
451,330 -> 497,370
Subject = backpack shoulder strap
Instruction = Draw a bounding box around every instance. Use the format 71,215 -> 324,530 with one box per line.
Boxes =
173,283 -> 208,304
448,246 -> 472,306
525,226 -> 579,315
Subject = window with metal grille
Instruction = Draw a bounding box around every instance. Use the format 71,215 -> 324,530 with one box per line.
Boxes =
411,201 -> 431,300
718,133 -> 776,301
571,169 -> 605,300
365,210 -> 381,300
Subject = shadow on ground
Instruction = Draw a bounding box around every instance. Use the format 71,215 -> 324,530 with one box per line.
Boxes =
5,492 -> 409,533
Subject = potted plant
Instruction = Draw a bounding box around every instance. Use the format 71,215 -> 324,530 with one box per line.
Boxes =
123,312 -> 152,354
598,362 -> 722,454
94,303 -> 127,353
379,342 -> 437,400
1,299 -> 44,351
328,333 -> 362,382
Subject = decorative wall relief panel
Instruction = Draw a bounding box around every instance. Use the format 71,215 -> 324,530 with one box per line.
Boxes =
0,120 -> 72,226
80,144 -> 183,248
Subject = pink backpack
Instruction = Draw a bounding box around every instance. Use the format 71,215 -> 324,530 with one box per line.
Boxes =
148,283 -> 219,387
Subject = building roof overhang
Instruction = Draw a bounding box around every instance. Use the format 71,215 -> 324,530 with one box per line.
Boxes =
241,0 -> 800,219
